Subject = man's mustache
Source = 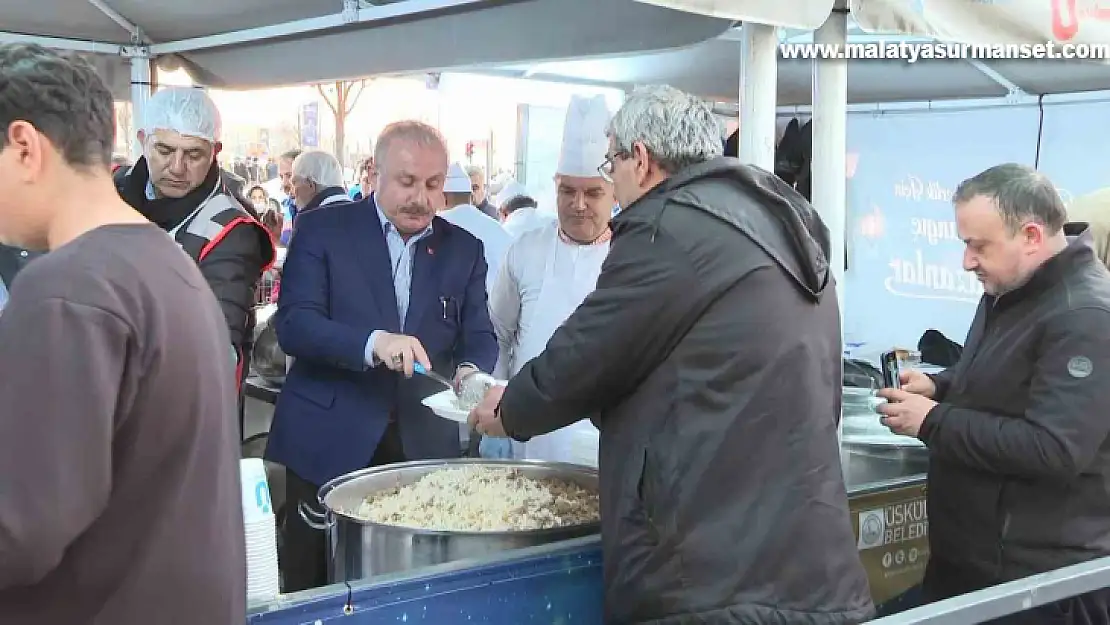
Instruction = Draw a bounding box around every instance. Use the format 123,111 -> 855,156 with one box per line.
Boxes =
400,203 -> 431,215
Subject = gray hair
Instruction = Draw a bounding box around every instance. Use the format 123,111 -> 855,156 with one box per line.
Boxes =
465,165 -> 485,180
953,163 -> 1067,234
280,148 -> 302,164
292,150 -> 345,187
374,121 -> 448,174
607,85 -> 723,174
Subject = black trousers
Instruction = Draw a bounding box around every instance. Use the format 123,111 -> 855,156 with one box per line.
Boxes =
925,557 -> 1110,625
280,419 -> 406,593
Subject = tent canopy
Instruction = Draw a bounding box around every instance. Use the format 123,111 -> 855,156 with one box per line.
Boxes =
7,0 -> 1109,106
0,0 -> 732,98
472,24 -> 1110,105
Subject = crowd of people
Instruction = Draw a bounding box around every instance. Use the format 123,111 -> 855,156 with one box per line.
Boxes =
3,41 -> 1110,625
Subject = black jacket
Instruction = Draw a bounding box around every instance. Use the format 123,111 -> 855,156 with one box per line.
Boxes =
499,158 -> 873,624
0,245 -> 38,289
115,160 -> 272,347
922,228 -> 1110,588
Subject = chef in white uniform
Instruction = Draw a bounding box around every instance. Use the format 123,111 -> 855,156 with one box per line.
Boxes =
496,181 -> 555,239
485,95 -> 615,464
438,162 -> 512,293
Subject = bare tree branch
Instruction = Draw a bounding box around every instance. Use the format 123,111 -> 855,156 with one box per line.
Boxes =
346,79 -> 369,114
315,83 -> 339,117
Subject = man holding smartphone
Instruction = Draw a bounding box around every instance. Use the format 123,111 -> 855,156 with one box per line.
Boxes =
877,163 -> 1110,624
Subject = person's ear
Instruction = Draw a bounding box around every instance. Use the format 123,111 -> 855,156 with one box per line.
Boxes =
7,121 -> 45,183
632,141 -> 652,186
1020,222 -> 1045,249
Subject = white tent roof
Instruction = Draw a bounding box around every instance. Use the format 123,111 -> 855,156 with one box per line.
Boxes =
8,0 -> 1109,106
0,0 -> 732,99
471,24 -> 1110,104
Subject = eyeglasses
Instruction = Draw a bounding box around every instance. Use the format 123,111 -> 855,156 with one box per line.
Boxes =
597,150 -> 629,183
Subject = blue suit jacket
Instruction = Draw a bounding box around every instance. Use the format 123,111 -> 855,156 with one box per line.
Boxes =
265,199 -> 497,486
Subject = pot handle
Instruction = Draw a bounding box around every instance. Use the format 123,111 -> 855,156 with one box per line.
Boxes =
298,500 -> 334,531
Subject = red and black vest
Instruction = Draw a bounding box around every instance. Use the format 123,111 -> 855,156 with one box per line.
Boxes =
170,188 -> 275,391
171,188 -> 271,267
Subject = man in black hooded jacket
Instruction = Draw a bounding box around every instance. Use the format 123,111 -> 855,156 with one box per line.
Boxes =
470,85 -> 872,624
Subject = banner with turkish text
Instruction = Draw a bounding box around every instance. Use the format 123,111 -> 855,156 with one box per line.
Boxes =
852,0 -> 1110,47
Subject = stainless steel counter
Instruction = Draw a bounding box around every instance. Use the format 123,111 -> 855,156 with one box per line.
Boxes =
843,440 -> 928,495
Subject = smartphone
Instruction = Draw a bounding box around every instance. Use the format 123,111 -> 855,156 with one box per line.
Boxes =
881,349 -> 907,389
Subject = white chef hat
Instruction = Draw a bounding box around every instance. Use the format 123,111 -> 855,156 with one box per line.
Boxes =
556,94 -> 612,178
444,162 -> 471,193
143,86 -> 222,144
495,180 -> 528,207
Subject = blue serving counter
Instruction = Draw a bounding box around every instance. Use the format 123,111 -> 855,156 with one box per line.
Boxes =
247,443 -> 933,623
248,537 -> 603,624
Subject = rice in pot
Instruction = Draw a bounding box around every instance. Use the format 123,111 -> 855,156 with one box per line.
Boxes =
349,466 -> 599,531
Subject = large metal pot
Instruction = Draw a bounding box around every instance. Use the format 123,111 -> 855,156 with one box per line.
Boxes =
299,459 -> 600,583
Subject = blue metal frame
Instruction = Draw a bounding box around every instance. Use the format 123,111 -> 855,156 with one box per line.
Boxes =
248,537 -> 604,624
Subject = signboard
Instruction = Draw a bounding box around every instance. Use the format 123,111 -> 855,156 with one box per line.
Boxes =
851,481 -> 929,605
301,102 -> 319,148
842,100 -> 1110,351
843,106 -> 1040,349
852,0 -> 1110,48
1035,100 -> 1110,200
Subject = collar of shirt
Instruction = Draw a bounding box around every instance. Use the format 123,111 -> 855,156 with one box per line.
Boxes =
374,197 -> 434,242
558,226 -> 611,246
145,180 -> 156,200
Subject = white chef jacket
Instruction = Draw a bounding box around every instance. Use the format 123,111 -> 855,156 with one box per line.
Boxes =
488,220 -> 609,464
440,204 -> 512,292
502,207 -> 557,240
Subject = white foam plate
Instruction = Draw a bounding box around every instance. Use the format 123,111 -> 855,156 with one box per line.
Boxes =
422,380 -> 510,424
843,386 -> 876,398
842,433 -> 926,448
421,389 -> 469,423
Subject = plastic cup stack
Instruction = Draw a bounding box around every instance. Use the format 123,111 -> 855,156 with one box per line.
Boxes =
240,458 -> 280,603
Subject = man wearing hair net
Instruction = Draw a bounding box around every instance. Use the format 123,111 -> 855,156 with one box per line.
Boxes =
115,87 -> 274,400
483,95 -> 614,462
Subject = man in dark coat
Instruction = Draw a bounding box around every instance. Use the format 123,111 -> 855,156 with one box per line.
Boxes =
470,85 -> 873,624
878,163 -> 1110,624
115,87 -> 273,409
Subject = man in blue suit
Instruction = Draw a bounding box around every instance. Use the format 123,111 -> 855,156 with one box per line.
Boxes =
266,121 -> 497,591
